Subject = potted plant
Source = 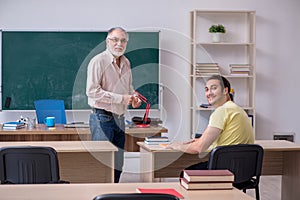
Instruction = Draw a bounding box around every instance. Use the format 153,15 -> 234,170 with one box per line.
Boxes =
209,24 -> 226,42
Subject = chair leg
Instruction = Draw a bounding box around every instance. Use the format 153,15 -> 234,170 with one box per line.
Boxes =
255,186 -> 260,200
243,189 -> 246,193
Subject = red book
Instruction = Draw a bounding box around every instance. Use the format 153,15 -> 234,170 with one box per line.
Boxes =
183,169 -> 234,182
136,188 -> 184,199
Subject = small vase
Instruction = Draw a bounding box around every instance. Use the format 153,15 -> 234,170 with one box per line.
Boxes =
211,33 -> 223,43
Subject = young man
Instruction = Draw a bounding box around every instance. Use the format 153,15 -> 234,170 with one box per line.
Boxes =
86,27 -> 141,182
167,75 -> 254,169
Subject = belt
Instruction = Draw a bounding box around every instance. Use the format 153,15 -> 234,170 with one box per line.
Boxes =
92,108 -> 124,118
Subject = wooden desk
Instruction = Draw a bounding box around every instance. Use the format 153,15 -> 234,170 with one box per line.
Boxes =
0,124 -> 91,141
0,124 -> 168,152
0,141 -> 117,183
125,125 -> 168,151
138,140 -> 300,200
0,182 -> 254,200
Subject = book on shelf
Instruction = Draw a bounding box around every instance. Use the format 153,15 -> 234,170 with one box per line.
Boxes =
229,64 -> 251,67
199,103 -> 212,108
196,67 -> 219,70
145,136 -> 169,142
196,63 -> 219,67
195,63 -> 220,75
180,177 -> 233,190
195,66 -> 220,70
136,188 -> 184,199
196,69 -> 220,73
230,67 -> 250,72
183,169 -> 234,182
229,64 -> 251,76
195,72 -> 220,76
230,71 -> 250,76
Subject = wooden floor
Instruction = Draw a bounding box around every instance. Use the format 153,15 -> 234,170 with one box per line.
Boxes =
248,176 -> 281,200
120,173 -> 281,200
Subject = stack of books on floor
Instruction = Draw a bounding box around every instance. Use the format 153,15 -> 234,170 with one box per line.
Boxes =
2,121 -> 26,130
180,169 -> 234,190
144,136 -> 170,145
195,63 -> 220,76
229,64 -> 251,76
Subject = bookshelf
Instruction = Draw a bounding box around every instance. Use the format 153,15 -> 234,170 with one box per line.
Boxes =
190,10 -> 256,137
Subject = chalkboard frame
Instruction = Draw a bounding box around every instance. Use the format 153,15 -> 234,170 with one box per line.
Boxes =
1,30 -> 160,111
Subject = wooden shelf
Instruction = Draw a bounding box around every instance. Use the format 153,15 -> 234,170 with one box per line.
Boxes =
190,10 -> 256,137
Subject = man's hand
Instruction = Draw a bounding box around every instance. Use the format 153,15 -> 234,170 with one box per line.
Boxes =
132,96 -> 142,108
122,95 -> 133,105
183,138 -> 197,144
166,142 -> 182,151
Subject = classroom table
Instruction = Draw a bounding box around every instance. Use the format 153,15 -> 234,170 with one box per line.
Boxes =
138,140 -> 300,200
0,124 -> 168,152
0,182 -> 255,200
125,125 -> 168,151
0,124 -> 90,141
0,141 -> 117,183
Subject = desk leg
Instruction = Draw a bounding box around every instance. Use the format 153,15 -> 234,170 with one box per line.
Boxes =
282,151 -> 300,200
139,147 -> 154,182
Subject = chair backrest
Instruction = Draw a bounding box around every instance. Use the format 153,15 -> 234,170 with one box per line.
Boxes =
34,99 -> 67,124
208,144 -> 264,184
0,146 -> 62,184
93,193 -> 180,200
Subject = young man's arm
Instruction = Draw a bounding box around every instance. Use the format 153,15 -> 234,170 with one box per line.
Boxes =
167,126 -> 222,154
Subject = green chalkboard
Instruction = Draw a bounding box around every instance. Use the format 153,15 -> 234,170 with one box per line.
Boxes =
1,31 -> 159,110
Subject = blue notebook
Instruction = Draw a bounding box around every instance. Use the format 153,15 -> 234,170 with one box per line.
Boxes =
3,121 -> 25,127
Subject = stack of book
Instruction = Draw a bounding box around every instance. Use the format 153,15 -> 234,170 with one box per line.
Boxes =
229,64 -> 251,76
195,63 -> 220,76
144,136 -> 170,145
180,169 -> 234,190
2,121 -> 26,130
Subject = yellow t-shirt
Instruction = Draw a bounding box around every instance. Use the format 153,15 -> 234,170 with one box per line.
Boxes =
209,101 -> 254,149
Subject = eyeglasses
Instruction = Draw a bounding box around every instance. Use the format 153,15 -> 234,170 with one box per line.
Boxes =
108,37 -> 128,44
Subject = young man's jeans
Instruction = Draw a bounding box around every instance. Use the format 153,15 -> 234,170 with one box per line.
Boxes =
89,111 -> 125,183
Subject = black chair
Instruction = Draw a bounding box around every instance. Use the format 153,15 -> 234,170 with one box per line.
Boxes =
93,193 -> 180,200
208,144 -> 264,200
0,146 -> 69,184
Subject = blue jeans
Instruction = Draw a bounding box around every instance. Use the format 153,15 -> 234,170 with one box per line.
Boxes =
89,112 -> 125,183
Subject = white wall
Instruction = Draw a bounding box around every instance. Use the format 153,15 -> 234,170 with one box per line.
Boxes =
1,0 -> 300,143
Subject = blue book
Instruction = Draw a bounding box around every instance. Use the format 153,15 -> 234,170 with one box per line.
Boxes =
2,126 -> 25,130
3,121 -> 25,127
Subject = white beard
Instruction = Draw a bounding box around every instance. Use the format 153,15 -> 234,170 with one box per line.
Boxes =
108,45 -> 126,57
